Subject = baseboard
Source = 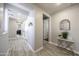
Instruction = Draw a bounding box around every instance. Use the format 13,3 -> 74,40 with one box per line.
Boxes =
73,50 -> 79,55
27,42 -> 35,53
27,42 -> 43,53
35,47 -> 43,53
49,41 -> 79,55
49,41 -> 58,46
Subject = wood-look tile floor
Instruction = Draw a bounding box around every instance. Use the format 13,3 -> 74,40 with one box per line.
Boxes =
36,40 -> 74,56
8,39 -> 74,56
8,39 -> 36,56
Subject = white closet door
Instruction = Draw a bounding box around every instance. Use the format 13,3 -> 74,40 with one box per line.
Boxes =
8,18 -> 18,39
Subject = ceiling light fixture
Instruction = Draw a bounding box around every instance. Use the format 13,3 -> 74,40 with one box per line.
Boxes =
0,8 -> 3,11
56,3 -> 62,6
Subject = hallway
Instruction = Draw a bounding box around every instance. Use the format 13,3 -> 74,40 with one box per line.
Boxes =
1,3 -> 79,56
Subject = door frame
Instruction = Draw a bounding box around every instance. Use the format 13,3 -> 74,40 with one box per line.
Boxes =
43,12 -> 51,44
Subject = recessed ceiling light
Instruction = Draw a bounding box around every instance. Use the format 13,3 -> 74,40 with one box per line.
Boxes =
0,8 -> 3,11
56,3 -> 62,6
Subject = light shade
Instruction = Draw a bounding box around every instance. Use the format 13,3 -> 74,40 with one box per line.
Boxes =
56,3 -> 62,6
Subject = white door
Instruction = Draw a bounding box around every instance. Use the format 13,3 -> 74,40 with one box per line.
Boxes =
8,17 -> 18,39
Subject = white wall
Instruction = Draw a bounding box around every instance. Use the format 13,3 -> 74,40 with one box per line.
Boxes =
0,3 -> 3,34
8,18 -> 18,38
0,3 -> 9,55
51,4 -> 79,54
24,11 -> 35,50
34,6 -> 43,50
0,34 -> 9,55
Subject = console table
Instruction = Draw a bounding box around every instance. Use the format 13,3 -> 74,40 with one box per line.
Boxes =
57,38 -> 75,55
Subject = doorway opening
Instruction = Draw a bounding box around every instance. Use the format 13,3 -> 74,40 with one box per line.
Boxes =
43,14 -> 50,45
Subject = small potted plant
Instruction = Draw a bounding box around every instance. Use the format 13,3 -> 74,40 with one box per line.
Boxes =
62,32 -> 68,39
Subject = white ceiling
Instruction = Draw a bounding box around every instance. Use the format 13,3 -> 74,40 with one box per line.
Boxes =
35,3 -> 77,15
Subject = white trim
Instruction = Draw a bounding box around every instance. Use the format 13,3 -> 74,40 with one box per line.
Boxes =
35,47 -> 43,53
73,50 -> 79,55
43,11 -> 52,45
43,10 -> 51,18
49,41 -> 58,46
27,42 -> 35,53
49,41 -> 79,55
27,42 -> 43,53
7,3 -> 31,12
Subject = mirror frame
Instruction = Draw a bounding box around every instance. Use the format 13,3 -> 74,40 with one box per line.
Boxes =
60,19 -> 70,31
